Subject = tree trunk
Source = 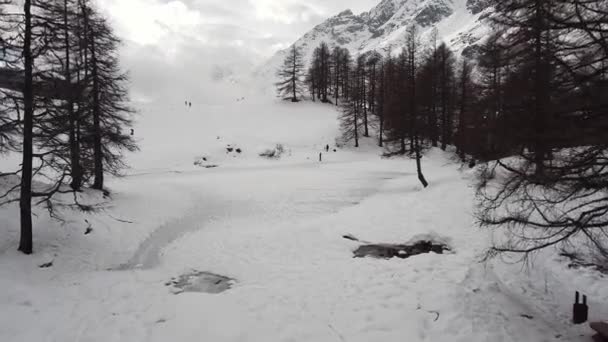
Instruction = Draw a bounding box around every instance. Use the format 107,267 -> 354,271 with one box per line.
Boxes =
291,47 -> 297,102
430,30 -> 438,147
409,119 -> 415,152
310,73 -> 316,102
458,63 -> 468,162
64,0 -> 81,191
378,113 -> 384,147
19,0 -> 34,255
335,56 -> 340,106
91,33 -> 104,190
410,40 -> 426,188
415,135 -> 428,188
533,0 -> 546,179
441,58 -> 448,151
431,71 -> 438,147
362,72 -> 369,137
354,101 -> 359,148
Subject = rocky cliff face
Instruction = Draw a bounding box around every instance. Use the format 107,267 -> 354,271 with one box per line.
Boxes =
262,0 -> 492,78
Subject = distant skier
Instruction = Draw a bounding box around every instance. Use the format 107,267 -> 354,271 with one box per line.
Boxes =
130,129 -> 134,136
325,144 -> 330,152
319,152 -> 322,162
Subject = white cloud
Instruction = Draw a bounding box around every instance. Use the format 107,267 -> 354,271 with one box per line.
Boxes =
95,0 -> 380,101
97,0 -> 203,45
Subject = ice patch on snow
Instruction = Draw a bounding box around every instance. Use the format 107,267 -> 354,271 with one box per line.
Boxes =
166,271 -> 234,294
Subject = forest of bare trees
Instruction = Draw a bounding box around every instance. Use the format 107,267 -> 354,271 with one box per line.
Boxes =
0,0 -> 135,254
278,0 -> 608,261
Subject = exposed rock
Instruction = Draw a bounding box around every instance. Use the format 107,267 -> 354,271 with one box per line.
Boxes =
338,9 -> 353,17
462,44 -> 482,60
353,240 -> 450,259
39,261 -> 53,268
466,0 -> 491,15
415,1 -> 453,27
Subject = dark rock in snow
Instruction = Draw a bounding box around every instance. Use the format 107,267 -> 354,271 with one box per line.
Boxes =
343,234 -> 360,242
39,261 -> 54,268
353,240 -> 450,259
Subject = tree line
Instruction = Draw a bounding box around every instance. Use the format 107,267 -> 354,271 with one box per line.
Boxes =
0,0 -> 136,254
277,0 -> 608,260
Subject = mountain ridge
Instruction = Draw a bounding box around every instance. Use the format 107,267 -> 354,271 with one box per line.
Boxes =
260,0 -> 492,80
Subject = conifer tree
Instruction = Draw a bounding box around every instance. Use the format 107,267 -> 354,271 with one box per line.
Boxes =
82,2 -> 137,189
0,0 -> 136,253
276,45 -> 305,102
404,25 -> 428,188
476,0 -> 608,259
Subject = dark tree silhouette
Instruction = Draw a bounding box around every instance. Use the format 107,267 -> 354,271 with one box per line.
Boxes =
0,0 -> 136,254
276,45 -> 305,102
455,58 -> 474,162
476,32 -> 505,159
307,42 -> 332,103
435,43 -> 456,151
428,27 -> 439,147
476,0 -> 608,260
82,2 -> 137,189
331,46 -> 343,106
19,0 -> 35,254
404,25 -> 428,188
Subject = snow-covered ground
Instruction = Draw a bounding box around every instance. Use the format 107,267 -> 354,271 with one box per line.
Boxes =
0,81 -> 607,341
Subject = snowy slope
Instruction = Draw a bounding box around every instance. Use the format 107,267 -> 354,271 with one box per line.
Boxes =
261,0 -> 492,78
1,43 -> 607,342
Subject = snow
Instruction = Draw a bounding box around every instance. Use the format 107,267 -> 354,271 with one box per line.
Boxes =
1,77 -> 607,342
260,0 -> 492,81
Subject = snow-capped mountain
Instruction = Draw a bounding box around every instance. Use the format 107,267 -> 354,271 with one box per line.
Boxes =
262,0 -> 492,77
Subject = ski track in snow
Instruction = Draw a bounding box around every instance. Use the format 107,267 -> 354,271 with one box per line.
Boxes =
119,163 -> 399,270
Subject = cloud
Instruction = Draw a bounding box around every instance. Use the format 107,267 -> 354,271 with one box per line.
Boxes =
95,0 -> 380,102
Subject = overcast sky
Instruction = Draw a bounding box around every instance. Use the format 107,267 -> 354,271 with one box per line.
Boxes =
94,0 -> 379,102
